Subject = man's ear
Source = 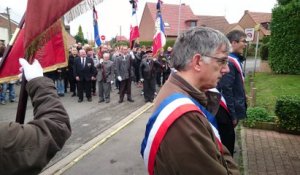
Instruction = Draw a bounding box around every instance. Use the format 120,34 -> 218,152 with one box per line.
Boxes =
192,53 -> 202,71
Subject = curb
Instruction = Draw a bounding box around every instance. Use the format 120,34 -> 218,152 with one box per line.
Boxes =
240,126 -> 248,175
41,102 -> 153,175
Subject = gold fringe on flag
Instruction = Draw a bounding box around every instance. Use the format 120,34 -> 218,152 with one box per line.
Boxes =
25,20 -> 62,60
64,0 -> 104,23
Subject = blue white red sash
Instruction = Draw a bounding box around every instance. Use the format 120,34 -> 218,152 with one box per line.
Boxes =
209,88 -> 229,113
140,93 -> 223,175
228,55 -> 244,83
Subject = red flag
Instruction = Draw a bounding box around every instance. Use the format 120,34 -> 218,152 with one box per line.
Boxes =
24,0 -> 82,51
0,20 -> 67,83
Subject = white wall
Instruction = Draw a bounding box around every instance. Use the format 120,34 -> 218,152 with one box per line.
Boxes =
0,27 -> 9,44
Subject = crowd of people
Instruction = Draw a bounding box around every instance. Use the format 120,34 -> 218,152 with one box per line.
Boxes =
41,42 -> 173,104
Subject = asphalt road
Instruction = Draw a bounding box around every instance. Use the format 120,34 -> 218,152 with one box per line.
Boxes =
0,82 -> 148,169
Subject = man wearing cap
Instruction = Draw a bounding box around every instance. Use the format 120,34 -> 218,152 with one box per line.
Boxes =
139,48 -> 161,103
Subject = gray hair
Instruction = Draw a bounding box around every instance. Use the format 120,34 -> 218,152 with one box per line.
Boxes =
103,52 -> 110,58
171,27 -> 230,71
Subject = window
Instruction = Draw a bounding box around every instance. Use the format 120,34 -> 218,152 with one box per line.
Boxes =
164,22 -> 170,28
190,21 -> 197,27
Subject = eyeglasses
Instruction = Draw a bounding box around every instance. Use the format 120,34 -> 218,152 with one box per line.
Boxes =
204,55 -> 229,66
239,39 -> 247,43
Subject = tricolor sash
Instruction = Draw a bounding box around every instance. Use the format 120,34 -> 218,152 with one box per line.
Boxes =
140,93 -> 223,175
209,88 -> 229,114
228,55 -> 244,83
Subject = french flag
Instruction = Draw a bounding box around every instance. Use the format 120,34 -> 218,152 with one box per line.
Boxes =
152,0 -> 166,56
130,0 -> 140,49
93,6 -> 101,47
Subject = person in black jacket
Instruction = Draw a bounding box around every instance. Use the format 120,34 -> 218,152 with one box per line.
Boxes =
67,47 -> 79,97
73,49 -> 97,102
139,49 -> 161,103
217,30 -> 248,156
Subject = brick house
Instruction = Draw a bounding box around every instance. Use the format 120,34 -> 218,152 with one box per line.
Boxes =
139,3 -> 272,42
139,3 -> 199,41
0,13 -> 18,44
238,10 -> 272,40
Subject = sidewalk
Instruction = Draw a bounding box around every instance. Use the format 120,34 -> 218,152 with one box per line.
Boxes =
41,105 -> 300,175
241,127 -> 300,175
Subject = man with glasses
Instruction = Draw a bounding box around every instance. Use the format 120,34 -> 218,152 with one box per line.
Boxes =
141,27 -> 239,175
216,30 -> 248,156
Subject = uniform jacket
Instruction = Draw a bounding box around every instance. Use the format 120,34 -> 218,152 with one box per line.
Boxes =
115,54 -> 134,80
139,57 -> 161,80
96,60 -> 114,82
153,73 -> 240,175
68,54 -> 78,77
0,77 -> 71,175
73,56 -> 97,81
217,52 -> 247,120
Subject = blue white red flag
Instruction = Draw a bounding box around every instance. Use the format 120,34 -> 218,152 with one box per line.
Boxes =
152,0 -> 166,56
93,6 -> 101,47
129,0 -> 140,49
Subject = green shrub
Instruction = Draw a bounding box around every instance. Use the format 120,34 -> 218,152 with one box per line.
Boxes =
244,107 -> 274,127
275,95 -> 300,131
139,39 -> 176,51
269,0 -> 300,74
260,43 -> 269,60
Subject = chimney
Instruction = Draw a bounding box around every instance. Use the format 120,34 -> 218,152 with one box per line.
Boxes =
244,10 -> 249,14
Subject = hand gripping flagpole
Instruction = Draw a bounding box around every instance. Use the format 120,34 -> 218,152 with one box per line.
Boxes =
14,15 -> 29,124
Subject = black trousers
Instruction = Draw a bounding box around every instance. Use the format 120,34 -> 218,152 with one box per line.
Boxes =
143,78 -> 156,101
91,80 -> 97,93
77,79 -> 91,100
67,73 -> 76,94
215,107 -> 235,156
119,78 -> 132,100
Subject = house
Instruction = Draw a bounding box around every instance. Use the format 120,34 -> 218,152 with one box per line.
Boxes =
139,3 -> 199,41
116,35 -> 128,42
238,10 -> 272,40
139,3 -> 272,42
197,15 -> 229,34
0,13 -> 18,44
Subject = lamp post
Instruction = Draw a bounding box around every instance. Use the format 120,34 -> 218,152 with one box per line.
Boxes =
177,0 -> 181,36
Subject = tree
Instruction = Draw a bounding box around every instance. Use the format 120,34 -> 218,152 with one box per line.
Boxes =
74,25 -> 87,44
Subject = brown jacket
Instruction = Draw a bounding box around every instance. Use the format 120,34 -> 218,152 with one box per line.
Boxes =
153,73 -> 240,175
0,77 -> 71,175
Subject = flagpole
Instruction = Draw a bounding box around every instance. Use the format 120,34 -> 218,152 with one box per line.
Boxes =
13,15 -> 29,124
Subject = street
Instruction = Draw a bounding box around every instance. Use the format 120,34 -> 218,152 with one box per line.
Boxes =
0,82 -> 148,170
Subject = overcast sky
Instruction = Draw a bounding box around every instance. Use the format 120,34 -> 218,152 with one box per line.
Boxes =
1,0 -> 277,41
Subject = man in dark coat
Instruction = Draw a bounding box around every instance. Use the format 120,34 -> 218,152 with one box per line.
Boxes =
73,49 -> 97,102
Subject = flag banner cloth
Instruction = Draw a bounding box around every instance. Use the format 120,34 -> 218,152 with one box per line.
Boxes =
0,20 -> 68,83
129,0 -> 140,49
152,0 -> 166,56
93,6 -> 102,47
24,0 -> 83,57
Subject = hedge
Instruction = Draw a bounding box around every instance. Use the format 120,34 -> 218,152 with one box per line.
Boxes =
275,95 -> 300,132
269,0 -> 300,74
